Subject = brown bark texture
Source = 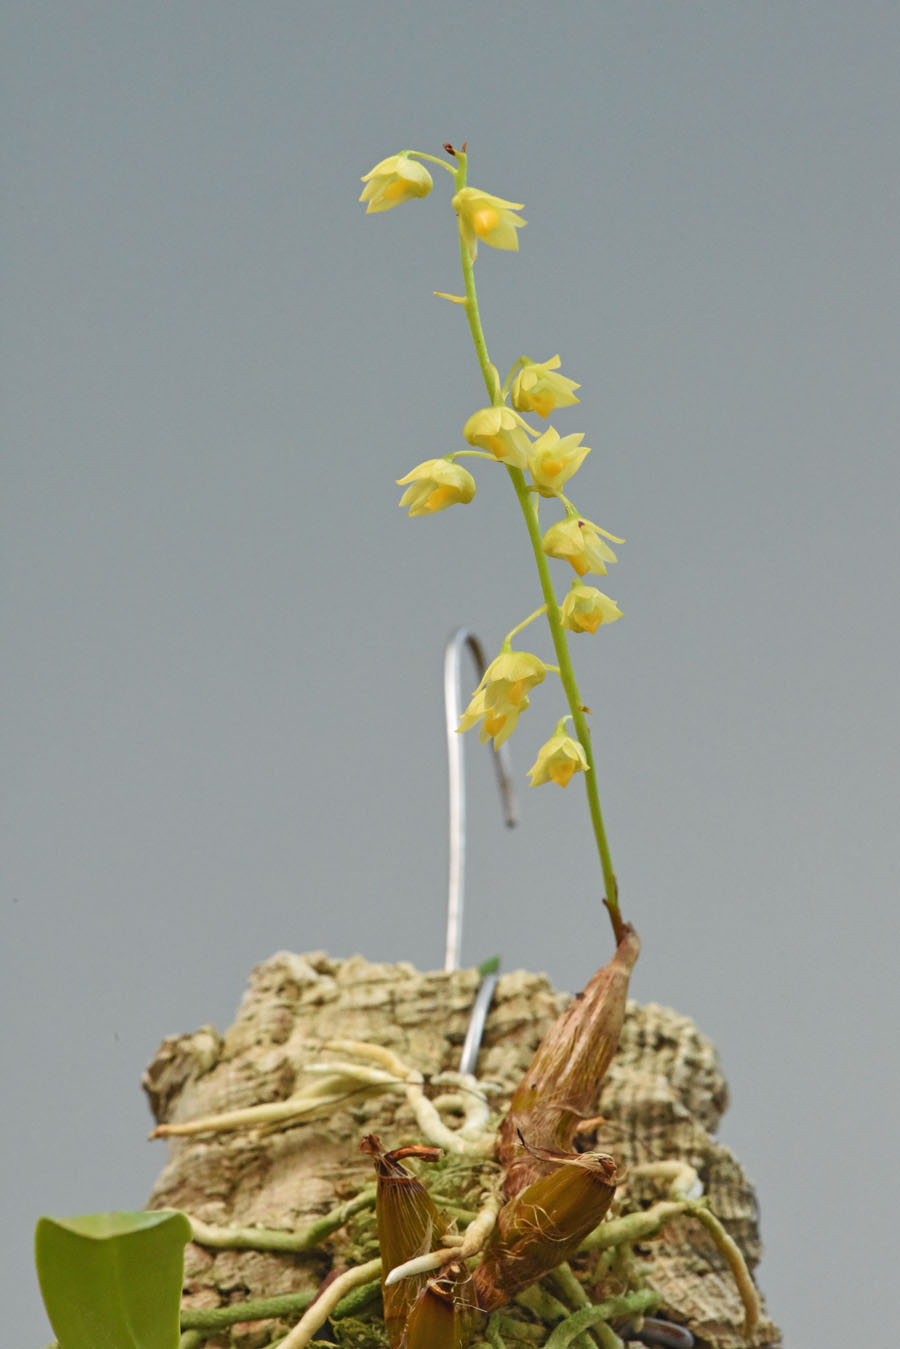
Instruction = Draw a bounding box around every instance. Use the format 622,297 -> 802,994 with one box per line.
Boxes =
144,950 -> 782,1349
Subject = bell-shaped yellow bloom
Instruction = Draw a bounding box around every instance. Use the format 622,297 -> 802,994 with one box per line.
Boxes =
527,428 -> 591,498
451,187 -> 526,260
359,155 -> 433,214
512,356 -> 580,419
528,730 -> 589,788
560,584 -> 622,633
457,687 -> 526,749
396,459 -> 476,517
458,650 -> 546,749
542,517 -> 623,577
463,406 -> 531,469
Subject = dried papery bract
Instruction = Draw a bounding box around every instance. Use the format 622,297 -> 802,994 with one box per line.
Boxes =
403,1262 -> 476,1349
359,1134 -> 448,1347
498,924 -> 640,1196
473,1147 -> 618,1311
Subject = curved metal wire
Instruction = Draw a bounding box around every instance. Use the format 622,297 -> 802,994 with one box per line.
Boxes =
443,628 -> 518,972
458,956 -> 501,1076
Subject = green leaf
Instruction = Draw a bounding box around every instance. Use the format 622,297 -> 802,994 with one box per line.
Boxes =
35,1209 -> 192,1349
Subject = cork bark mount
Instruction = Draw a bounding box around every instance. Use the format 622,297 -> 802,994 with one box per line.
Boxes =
145,949 -> 781,1349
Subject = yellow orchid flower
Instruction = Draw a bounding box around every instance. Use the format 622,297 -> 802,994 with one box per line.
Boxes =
560,584 -> 622,634
359,154 -> 433,214
451,187 -> 526,260
542,517 -> 623,578
512,356 -> 580,419
457,686 -> 528,749
527,427 -> 591,497
528,729 -> 589,788
458,650 -> 546,748
463,406 -> 531,469
396,459 -> 476,517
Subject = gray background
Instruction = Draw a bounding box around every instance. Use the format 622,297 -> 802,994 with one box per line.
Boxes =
4,2 -> 898,1343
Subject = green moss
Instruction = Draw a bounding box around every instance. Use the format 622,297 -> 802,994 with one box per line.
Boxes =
331,1316 -> 390,1348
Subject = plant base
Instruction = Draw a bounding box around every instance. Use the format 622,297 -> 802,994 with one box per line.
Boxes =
144,951 -> 781,1349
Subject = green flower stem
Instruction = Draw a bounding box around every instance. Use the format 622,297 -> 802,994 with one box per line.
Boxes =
452,149 -> 623,941
501,357 -> 529,397
407,150 -> 457,176
503,606 -> 548,645
453,152 -> 496,401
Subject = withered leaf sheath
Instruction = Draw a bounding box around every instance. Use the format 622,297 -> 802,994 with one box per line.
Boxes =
402,1262 -> 476,1349
473,1147 -> 618,1311
498,924 -> 640,1196
359,1134 -> 448,1348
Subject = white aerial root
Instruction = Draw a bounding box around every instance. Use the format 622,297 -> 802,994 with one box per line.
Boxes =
150,1037 -> 498,1154
276,1257 -> 382,1349
626,1159 -> 704,1200
384,1190 -> 502,1286
325,1039 -> 497,1155
430,1069 -> 499,1139
149,1061 -> 403,1138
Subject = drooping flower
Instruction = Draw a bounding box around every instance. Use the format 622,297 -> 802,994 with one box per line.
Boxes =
463,406 -> 531,469
511,356 -> 580,419
542,517 -> 623,577
527,427 -> 591,497
527,730 -> 589,788
359,154 -> 433,214
396,459 -> 476,517
451,187 -> 526,260
560,583 -> 622,633
458,650 -> 546,749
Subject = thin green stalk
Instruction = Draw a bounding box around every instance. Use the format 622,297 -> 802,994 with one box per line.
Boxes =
503,606 -> 548,644
408,150 -> 457,177
452,149 -> 623,941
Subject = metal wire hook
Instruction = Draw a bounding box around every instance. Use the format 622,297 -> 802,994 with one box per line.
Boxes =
443,628 -> 518,973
